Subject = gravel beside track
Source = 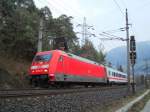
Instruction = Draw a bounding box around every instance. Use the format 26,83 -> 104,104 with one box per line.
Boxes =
0,85 -> 144,112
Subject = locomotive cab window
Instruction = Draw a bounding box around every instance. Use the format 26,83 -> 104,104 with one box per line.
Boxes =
33,53 -> 52,62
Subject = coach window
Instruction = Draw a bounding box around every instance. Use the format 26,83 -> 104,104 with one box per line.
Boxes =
109,71 -> 111,76
59,55 -> 63,62
109,71 -> 112,76
113,72 -> 115,77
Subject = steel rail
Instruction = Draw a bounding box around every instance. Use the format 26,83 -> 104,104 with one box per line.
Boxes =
0,86 -> 127,98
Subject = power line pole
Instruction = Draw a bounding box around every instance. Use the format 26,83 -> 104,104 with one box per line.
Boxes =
145,59 -> 149,88
37,7 -> 51,52
98,9 -> 131,91
126,9 -> 131,92
76,17 -> 95,45
37,18 -> 44,52
82,17 -> 86,44
145,59 -> 149,76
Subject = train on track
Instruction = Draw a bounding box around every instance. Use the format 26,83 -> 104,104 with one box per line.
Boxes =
29,50 -> 127,87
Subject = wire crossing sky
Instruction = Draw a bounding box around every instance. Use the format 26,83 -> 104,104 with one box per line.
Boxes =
34,0 -> 150,51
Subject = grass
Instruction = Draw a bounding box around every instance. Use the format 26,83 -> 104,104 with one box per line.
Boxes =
128,90 -> 150,112
85,89 -> 147,112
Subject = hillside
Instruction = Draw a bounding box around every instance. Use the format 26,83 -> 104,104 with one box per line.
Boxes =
0,53 -> 31,89
0,0 -> 105,89
106,41 -> 150,74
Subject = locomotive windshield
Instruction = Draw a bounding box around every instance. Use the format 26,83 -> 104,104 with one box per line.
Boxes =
33,53 -> 52,62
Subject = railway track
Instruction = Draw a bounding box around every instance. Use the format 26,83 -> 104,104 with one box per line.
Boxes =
0,85 -> 127,98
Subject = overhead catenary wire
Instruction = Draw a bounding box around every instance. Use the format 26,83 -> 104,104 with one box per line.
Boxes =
120,0 -> 150,37
36,0 -> 127,52
99,33 -> 126,41
49,0 -> 84,18
47,0 -> 77,17
37,0 -> 96,47
38,0 -> 85,29
113,0 -> 125,16
96,0 -> 127,51
101,32 -> 126,41
37,0 -> 64,16
121,0 -> 127,9
102,27 -> 126,33
38,0 -> 81,23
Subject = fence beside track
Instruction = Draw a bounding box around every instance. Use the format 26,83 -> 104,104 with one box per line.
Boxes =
0,85 -> 145,112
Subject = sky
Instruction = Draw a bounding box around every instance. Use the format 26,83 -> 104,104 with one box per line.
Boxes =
33,0 -> 150,52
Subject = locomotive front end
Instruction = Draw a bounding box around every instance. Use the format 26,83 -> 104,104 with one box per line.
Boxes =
29,51 -> 53,86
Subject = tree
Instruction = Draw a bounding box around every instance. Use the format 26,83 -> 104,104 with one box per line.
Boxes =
40,6 -> 53,51
43,14 -> 78,51
75,39 -> 106,64
52,15 -> 77,41
0,0 -> 39,59
97,43 -> 106,63
0,0 -> 104,62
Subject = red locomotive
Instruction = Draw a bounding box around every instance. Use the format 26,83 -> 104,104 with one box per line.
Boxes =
29,50 -> 127,86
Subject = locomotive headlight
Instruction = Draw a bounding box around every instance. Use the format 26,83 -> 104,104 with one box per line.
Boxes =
31,66 -> 38,69
41,64 -> 49,68
44,69 -> 48,72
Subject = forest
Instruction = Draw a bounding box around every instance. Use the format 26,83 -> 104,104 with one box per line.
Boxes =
0,0 -> 105,63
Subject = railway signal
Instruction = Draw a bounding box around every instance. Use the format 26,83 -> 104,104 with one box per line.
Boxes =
130,36 -> 136,51
130,36 -> 136,65
130,51 -> 136,64
130,35 -> 136,94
